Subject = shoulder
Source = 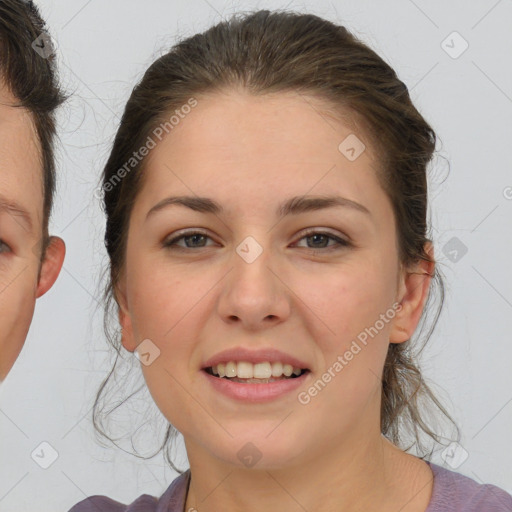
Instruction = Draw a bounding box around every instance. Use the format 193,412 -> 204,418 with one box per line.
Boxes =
67,470 -> 190,512
426,461 -> 512,511
68,494 -> 158,512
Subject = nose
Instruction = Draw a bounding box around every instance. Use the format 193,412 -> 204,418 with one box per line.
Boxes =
216,239 -> 291,331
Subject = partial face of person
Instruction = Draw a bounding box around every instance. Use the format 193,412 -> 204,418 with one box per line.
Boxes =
0,83 -> 64,382
117,89 -> 432,469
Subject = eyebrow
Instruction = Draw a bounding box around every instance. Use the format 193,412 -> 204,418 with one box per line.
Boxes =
0,194 -> 33,232
146,194 -> 371,220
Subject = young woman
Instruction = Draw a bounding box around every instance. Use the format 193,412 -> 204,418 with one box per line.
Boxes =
0,0 -> 65,384
70,10 -> 512,512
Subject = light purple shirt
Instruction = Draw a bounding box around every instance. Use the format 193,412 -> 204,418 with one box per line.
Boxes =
68,461 -> 512,511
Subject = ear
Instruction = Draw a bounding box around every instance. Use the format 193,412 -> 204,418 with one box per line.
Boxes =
115,275 -> 137,353
389,242 -> 435,344
36,236 -> 65,298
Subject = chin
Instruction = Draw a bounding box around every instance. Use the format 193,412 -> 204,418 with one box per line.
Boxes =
211,433 -> 308,471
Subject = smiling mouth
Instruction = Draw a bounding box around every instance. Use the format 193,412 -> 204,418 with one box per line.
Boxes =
204,367 -> 310,383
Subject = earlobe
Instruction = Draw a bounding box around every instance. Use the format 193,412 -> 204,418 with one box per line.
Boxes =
36,236 -> 65,298
389,243 -> 435,344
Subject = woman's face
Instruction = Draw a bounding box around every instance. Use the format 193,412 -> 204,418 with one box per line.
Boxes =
0,83 -> 64,382
117,89 -> 430,469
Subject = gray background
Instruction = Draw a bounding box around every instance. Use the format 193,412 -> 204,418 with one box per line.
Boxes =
0,0 -> 511,510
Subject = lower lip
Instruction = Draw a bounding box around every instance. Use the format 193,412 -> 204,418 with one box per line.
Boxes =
201,369 -> 311,403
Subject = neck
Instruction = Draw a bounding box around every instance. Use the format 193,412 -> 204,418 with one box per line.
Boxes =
183,431 -> 430,512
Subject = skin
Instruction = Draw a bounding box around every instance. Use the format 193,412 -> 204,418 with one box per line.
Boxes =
118,88 -> 436,512
0,82 -> 65,382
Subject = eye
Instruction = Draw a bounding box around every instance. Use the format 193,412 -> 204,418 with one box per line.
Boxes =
0,239 -> 11,254
163,230 -> 216,250
294,229 -> 350,251
163,229 -> 350,252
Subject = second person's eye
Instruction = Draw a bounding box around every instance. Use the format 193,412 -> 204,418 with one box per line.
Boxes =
0,239 -> 11,254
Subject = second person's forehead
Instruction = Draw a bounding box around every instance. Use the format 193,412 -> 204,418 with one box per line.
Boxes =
0,109 -> 44,232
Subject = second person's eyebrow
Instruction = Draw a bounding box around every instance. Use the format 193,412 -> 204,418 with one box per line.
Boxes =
146,194 -> 371,220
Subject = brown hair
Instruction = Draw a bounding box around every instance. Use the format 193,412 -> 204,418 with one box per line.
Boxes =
94,9 -> 460,472
0,0 -> 65,248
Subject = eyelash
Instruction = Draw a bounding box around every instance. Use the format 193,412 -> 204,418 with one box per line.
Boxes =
162,228 -> 350,252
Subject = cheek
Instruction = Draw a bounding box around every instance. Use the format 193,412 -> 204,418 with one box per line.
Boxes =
126,263 -> 198,391
127,265 -> 195,342
294,254 -> 396,402
0,268 -> 37,376
296,252 -> 397,344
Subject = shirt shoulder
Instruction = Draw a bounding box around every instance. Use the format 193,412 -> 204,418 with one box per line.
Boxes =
425,461 -> 512,512
67,470 -> 190,512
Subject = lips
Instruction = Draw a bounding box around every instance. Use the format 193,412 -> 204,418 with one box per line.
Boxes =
201,346 -> 311,371
202,368 -> 311,402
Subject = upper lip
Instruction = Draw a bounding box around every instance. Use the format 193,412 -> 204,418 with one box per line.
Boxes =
202,347 -> 311,370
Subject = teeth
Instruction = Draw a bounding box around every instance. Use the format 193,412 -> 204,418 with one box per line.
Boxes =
210,361 -> 304,379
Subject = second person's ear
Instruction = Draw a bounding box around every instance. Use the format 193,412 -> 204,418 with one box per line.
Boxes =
36,236 -> 66,298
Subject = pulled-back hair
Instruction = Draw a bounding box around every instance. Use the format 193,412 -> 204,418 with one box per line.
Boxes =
94,9 -> 459,472
0,0 -> 65,245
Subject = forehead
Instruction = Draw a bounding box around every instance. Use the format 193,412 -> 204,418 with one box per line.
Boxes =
153,89 -> 373,160
138,89 -> 390,222
0,83 -> 43,234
